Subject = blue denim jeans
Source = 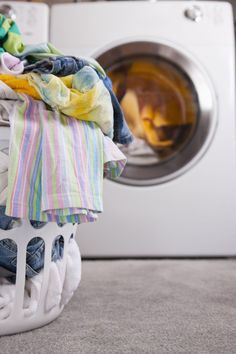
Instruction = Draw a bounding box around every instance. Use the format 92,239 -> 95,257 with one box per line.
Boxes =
0,206 -> 64,280
24,56 -> 133,145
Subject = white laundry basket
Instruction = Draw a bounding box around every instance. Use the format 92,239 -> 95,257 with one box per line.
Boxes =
0,220 -> 78,336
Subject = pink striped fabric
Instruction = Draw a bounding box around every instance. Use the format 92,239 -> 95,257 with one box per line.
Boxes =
5,94 -> 126,223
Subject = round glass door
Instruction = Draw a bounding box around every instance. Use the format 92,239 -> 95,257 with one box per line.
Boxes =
95,41 -> 216,186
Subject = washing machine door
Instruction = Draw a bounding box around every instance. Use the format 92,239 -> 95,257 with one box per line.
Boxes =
95,41 -> 217,186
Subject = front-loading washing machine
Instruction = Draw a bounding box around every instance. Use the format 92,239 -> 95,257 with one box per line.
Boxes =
0,1 -> 235,256
50,1 -> 236,256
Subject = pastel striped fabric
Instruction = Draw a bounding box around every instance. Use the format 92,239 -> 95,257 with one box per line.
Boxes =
5,94 -> 126,223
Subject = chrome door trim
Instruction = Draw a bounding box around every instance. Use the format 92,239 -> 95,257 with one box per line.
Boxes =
94,39 -> 217,186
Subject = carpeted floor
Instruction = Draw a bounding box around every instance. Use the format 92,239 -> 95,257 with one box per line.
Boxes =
1,260 -> 236,354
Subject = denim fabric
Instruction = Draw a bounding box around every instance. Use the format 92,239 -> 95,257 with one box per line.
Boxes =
0,206 -> 64,280
102,75 -> 133,145
24,56 -> 105,78
0,205 -> 16,230
24,56 -> 133,145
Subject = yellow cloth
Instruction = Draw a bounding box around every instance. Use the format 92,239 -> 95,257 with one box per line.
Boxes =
140,105 -> 173,148
109,60 -> 198,149
0,74 -> 41,100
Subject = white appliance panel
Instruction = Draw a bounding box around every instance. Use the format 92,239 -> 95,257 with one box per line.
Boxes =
0,1 -> 235,256
0,1 -> 49,43
50,1 -> 234,56
49,2 -> 236,256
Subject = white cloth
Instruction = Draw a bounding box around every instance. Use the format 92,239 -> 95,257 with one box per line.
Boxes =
0,81 -> 18,100
0,101 -> 11,126
0,237 -> 81,320
24,272 -> 43,318
0,278 -> 15,320
0,80 -> 18,127
61,238 -> 81,306
0,150 -> 8,205
45,261 -> 63,313
0,53 -> 24,76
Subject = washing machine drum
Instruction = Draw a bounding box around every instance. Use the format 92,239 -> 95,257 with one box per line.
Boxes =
96,41 -> 216,186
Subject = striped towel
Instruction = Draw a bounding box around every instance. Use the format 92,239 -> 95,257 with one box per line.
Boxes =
5,94 -> 126,223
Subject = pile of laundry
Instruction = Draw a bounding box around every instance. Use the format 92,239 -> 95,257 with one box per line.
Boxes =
0,14 -> 132,318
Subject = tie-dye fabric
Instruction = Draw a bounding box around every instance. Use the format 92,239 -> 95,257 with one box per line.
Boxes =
23,56 -> 133,145
16,43 -> 62,62
25,68 -> 114,138
5,94 -> 126,223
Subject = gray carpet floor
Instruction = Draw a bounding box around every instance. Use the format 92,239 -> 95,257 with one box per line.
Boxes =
1,260 -> 236,354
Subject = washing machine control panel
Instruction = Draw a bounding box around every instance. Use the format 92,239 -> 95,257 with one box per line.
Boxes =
184,3 -> 231,28
0,4 -> 15,20
0,1 -> 49,43
184,5 -> 203,22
